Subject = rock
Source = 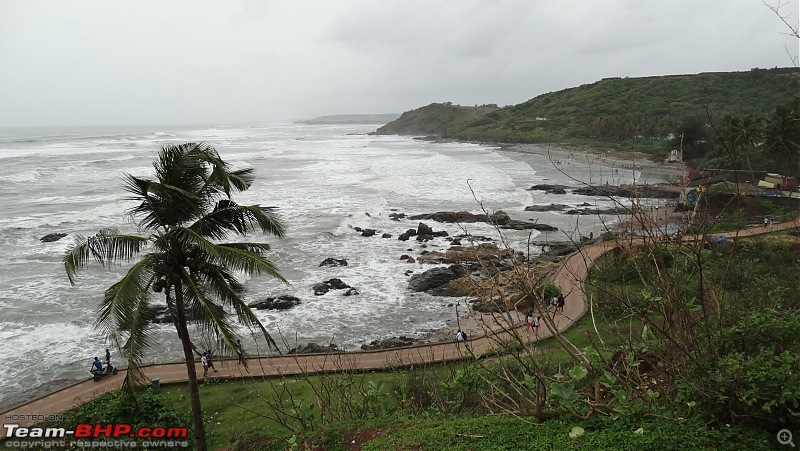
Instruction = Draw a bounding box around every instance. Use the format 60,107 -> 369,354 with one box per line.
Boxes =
312,283 -> 330,296
471,298 -> 506,313
417,222 -> 434,236
381,233 -> 392,238
565,207 -> 628,216
313,278 -> 355,295
408,210 -> 510,225
354,227 -> 363,232
398,228 -> 417,241
524,204 -> 570,212
502,220 -> 559,231
288,343 -> 339,354
361,336 -> 418,350
572,185 -> 677,199
361,229 -> 376,237
416,243 -> 513,265
450,239 -> 462,246
319,258 -> 348,267
326,278 -> 350,290
248,295 -> 301,310
389,212 -> 406,221
546,188 -> 567,194
40,233 -> 67,242
528,184 -> 570,192
408,265 -> 467,292
406,257 -> 416,263
343,288 -> 359,296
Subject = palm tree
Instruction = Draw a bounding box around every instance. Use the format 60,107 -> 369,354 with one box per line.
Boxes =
763,101 -> 800,177
64,143 -> 285,451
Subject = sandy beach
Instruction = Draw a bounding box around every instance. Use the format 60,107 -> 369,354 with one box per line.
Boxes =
504,142 -> 685,183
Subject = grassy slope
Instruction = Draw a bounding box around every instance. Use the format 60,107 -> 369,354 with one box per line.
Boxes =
376,68 -> 798,145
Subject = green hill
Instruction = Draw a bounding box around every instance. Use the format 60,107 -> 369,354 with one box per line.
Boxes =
376,68 -> 798,146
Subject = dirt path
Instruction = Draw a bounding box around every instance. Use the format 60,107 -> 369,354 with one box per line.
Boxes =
2,219 -> 797,437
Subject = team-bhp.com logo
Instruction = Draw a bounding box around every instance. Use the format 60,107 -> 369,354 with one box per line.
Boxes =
3,423 -> 189,448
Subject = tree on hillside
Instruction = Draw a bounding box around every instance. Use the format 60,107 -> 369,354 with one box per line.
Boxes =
763,100 -> 800,177
64,143 -> 286,451
670,116 -> 714,161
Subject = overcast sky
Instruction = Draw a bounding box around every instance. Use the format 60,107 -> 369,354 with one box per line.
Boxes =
1,0 -> 798,127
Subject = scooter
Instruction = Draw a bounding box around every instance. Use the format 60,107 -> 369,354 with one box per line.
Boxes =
90,362 -> 118,382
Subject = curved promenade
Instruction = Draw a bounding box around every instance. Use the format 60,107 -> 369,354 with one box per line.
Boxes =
1,219 -> 796,437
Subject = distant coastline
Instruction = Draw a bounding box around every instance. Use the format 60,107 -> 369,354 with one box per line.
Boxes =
296,113 -> 401,125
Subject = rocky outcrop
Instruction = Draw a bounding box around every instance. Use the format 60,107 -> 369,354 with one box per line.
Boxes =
313,278 -> 357,296
524,204 -> 570,212
288,343 -> 339,354
416,243 -> 514,265
40,233 -> 68,242
398,228 -> 418,241
408,265 -> 467,293
572,185 -> 677,199
361,229 -> 377,237
565,207 -> 628,215
528,184 -> 570,192
361,336 -> 419,350
319,258 -> 348,267
399,210 -> 557,232
248,295 -> 301,311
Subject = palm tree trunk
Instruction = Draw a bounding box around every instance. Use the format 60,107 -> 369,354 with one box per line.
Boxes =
173,281 -> 208,451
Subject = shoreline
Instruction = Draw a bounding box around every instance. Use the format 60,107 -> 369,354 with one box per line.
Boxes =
500,142 -> 685,183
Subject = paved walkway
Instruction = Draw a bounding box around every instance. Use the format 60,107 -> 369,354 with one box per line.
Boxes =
1,219 -> 796,437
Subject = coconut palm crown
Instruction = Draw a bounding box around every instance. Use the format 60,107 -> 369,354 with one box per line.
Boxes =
64,142 -> 285,450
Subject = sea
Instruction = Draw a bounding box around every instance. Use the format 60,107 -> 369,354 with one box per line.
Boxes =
0,122 -> 663,410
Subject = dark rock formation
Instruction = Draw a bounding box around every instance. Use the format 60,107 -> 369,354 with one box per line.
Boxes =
319,258 -> 348,267
40,233 -> 68,242
361,336 -> 419,350
361,229 -> 376,237
528,184 -> 569,192
408,265 -> 467,292
565,207 -> 628,215
381,233 -> 392,238
398,228 -> 418,241
403,210 -> 557,232
525,204 -> 570,212
248,295 -> 301,311
313,278 -> 355,295
288,343 -> 339,354
572,185 -> 677,199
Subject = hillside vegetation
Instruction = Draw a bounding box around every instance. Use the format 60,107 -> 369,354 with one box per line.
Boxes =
376,68 -> 798,147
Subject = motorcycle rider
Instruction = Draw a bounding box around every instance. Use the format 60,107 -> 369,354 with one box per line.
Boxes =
91,357 -> 103,373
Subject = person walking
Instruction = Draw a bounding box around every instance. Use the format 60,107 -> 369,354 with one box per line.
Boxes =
557,293 -> 565,313
532,315 -> 541,335
206,350 -> 218,373
200,352 -> 209,377
526,313 -> 533,331
104,348 -> 111,365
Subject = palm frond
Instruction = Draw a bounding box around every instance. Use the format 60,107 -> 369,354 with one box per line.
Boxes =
123,174 -> 205,229
98,256 -> 157,391
179,268 -> 244,358
214,243 -> 287,282
189,200 -> 285,240
64,231 -> 149,285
